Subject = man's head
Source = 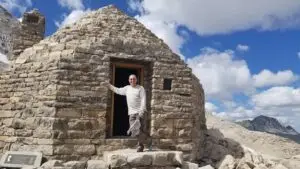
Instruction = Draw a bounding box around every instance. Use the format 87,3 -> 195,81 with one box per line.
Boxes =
128,74 -> 137,87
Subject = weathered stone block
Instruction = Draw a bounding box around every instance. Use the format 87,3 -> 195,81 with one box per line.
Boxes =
73,145 -> 96,155
152,128 -> 173,138
64,139 -> 91,144
10,144 -> 53,156
87,160 -> 108,169
82,109 -> 104,118
54,145 -> 73,155
33,129 -> 52,139
15,129 -> 33,137
127,153 -> 152,167
182,161 -> 198,169
0,111 -> 15,117
56,108 -> 81,118
176,143 -> 193,152
64,161 -> 86,169
40,160 -> 64,169
152,151 -> 182,166
174,119 -> 193,129
152,118 -> 173,129
67,130 -> 86,139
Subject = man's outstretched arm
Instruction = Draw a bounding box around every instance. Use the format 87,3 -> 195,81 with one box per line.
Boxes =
104,82 -> 127,96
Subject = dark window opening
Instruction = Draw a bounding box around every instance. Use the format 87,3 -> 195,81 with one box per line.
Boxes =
25,15 -> 39,23
163,78 -> 172,90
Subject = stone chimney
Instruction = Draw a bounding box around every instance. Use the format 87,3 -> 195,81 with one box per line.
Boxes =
12,9 -> 45,59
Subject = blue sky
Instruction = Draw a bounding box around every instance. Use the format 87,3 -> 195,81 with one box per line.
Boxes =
1,0 -> 300,131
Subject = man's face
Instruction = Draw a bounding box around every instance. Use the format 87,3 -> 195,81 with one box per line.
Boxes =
129,75 -> 137,87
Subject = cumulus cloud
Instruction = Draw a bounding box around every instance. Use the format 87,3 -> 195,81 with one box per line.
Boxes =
57,0 -> 84,10
253,70 -> 298,87
0,0 -> 32,15
55,0 -> 89,28
55,10 -> 89,27
236,44 -> 250,52
135,15 -> 186,56
187,48 -> 254,99
127,0 -> 300,131
187,47 -> 300,131
214,106 -> 259,121
252,87 -> 300,107
128,0 -> 300,36
0,53 -> 9,63
213,99 -> 300,131
205,102 -> 218,113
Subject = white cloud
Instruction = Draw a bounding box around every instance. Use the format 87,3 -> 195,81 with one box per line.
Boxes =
129,0 -> 300,36
57,0 -> 84,10
253,69 -> 298,87
0,0 -> 32,15
298,52 -> 300,59
187,46 -> 300,131
214,106 -> 259,121
252,87 -> 300,107
236,44 -> 250,52
55,10 -> 89,27
187,48 -> 254,99
205,102 -> 218,113
18,17 -> 23,22
0,53 -> 8,63
135,15 -> 185,56
127,0 -> 300,131
55,0 -> 90,28
214,102 -> 300,131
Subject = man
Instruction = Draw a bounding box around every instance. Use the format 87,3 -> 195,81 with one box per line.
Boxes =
104,74 -> 148,152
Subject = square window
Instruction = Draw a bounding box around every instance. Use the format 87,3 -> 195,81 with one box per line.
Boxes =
163,79 -> 172,90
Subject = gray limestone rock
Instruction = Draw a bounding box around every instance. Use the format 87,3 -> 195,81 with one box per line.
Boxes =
198,165 -> 214,169
181,161 -> 198,169
40,160 -> 64,169
87,160 -> 108,169
63,161 -> 86,169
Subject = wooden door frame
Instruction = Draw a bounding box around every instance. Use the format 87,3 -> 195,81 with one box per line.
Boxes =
109,62 -> 144,137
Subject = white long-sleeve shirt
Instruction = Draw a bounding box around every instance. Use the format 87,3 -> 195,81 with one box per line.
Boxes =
109,84 -> 146,115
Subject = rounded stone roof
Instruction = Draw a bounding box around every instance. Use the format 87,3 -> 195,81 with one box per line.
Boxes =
15,5 -> 181,65
50,5 -> 168,47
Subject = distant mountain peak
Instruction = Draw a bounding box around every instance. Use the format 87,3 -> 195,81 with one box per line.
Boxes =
237,115 -> 299,136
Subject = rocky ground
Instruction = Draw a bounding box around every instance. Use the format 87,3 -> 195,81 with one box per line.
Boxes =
2,114 -> 300,169
204,113 -> 300,169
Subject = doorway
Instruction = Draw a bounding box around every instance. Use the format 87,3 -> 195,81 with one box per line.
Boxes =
110,63 -> 143,137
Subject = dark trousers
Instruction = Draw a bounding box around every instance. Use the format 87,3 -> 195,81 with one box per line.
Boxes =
129,113 -> 151,147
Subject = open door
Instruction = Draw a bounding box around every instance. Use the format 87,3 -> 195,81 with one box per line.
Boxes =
109,63 -> 144,137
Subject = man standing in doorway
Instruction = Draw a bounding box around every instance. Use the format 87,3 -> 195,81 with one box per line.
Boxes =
104,74 -> 148,152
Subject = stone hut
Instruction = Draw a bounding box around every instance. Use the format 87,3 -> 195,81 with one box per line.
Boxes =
0,5 -> 206,162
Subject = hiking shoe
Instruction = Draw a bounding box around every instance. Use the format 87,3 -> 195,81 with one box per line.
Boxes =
137,145 -> 144,152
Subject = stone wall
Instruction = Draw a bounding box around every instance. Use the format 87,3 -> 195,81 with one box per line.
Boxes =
0,43 -> 61,156
0,5 -> 206,162
191,74 -> 206,160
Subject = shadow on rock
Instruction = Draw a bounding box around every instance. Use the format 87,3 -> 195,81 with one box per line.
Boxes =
199,128 -> 244,168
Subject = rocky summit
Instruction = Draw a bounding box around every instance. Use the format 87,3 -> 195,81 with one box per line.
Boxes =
0,4 -> 299,169
237,115 -> 300,143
